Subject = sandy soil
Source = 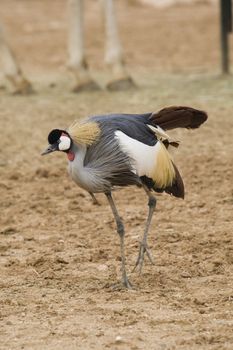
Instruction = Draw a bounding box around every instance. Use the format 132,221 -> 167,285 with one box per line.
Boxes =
0,1 -> 233,349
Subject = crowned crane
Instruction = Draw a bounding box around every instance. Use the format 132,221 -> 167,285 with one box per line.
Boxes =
42,106 -> 207,288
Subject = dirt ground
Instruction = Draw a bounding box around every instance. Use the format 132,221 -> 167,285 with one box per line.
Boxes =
0,1 -> 233,349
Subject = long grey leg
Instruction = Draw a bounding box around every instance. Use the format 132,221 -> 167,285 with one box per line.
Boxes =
105,192 -> 132,289
132,186 -> 156,274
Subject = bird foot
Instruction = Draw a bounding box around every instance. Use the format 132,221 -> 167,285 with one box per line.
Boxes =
122,275 -> 133,289
132,241 -> 154,274
111,277 -> 133,291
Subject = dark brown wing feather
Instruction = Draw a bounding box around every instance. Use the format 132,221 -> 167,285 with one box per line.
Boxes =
150,106 -> 208,130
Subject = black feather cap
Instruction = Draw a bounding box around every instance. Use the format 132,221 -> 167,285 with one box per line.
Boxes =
48,129 -> 69,144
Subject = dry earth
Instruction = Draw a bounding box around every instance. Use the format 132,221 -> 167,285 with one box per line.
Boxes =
0,1 -> 233,349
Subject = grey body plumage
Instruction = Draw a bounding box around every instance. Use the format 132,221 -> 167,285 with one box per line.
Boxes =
42,106 -> 208,288
70,113 -> 161,193
68,113 -> 160,193
68,138 -> 139,193
83,123 -> 140,191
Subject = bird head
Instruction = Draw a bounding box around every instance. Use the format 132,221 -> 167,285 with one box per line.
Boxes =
41,129 -> 72,155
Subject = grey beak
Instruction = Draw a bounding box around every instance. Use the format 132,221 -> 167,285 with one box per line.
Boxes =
41,144 -> 57,156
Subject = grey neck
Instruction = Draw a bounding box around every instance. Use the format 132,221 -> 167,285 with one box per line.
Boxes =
70,142 -> 86,163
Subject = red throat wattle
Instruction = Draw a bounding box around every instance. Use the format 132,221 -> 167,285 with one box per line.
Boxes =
67,151 -> 75,161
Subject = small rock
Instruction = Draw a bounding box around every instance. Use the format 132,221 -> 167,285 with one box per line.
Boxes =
96,331 -> 104,337
194,298 -> 206,306
97,264 -> 108,272
115,335 -> 123,343
180,271 -> 191,278
0,227 -> 17,235
56,257 -> 69,264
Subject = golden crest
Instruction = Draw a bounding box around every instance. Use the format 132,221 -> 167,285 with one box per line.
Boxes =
68,120 -> 101,146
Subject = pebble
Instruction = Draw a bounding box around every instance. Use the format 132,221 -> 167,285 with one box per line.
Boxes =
97,264 -> 108,272
180,271 -> 191,278
115,335 -> 123,343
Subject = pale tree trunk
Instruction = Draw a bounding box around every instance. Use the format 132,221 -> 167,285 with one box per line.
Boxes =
0,24 -> 32,94
101,0 -> 135,89
67,0 -> 100,91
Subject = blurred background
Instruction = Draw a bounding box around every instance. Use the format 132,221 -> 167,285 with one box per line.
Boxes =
0,0 -> 230,86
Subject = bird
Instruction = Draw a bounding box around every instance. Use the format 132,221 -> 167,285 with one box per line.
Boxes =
42,106 -> 208,289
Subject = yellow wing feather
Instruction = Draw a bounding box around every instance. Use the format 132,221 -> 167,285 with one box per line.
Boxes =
147,125 -> 177,187
151,141 -> 176,188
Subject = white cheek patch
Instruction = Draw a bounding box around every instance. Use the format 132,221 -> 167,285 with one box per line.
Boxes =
58,136 -> 71,151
